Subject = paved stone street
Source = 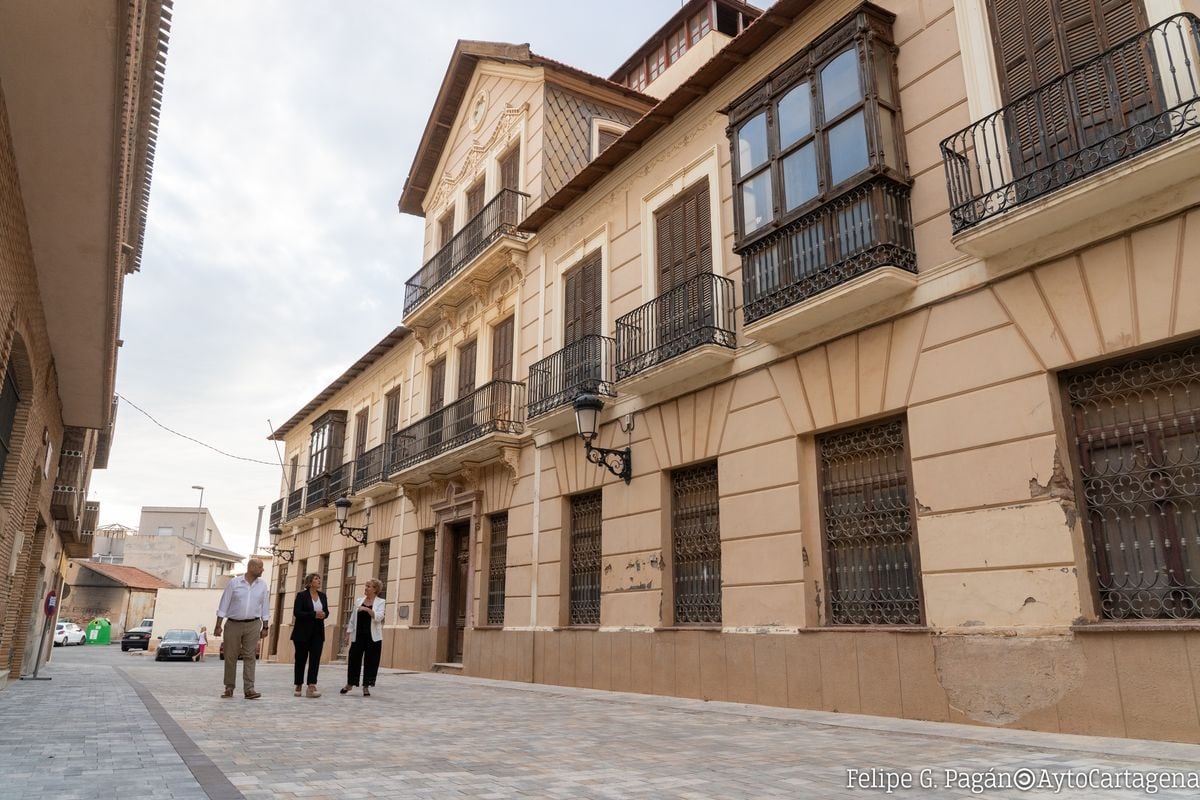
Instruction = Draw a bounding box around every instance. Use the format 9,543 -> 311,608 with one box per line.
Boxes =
2,645 -> 1199,799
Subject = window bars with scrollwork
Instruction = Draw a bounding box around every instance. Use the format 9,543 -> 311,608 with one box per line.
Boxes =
418,531 -> 435,625
375,540 -> 390,599
818,419 -> 922,625
1066,342 -> 1200,621
487,513 -> 508,626
568,492 -> 602,626
672,461 -> 722,625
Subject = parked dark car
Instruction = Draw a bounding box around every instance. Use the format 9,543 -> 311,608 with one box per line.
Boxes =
155,629 -> 201,662
120,619 -> 154,651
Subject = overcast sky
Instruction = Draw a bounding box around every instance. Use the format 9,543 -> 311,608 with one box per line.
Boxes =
88,1 -> 688,558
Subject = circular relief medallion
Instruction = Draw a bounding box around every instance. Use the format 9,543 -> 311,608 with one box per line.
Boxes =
470,90 -> 488,131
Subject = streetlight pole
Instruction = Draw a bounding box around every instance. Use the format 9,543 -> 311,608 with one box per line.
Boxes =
190,485 -> 204,588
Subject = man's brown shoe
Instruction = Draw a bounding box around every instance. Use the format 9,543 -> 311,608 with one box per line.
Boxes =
221,688 -> 234,698
244,691 -> 262,700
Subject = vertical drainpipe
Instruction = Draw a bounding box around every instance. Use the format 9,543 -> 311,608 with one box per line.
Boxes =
530,254 -> 546,629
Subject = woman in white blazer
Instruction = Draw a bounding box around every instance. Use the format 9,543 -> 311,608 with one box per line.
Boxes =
340,578 -> 386,696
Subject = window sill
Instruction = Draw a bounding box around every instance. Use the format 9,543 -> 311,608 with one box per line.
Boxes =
654,625 -> 722,632
1071,620 -> 1200,634
803,625 -> 932,633
408,624 -> 431,630
472,624 -> 505,631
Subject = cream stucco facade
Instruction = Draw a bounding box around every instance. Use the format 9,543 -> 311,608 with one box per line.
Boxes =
268,0 -> 1200,742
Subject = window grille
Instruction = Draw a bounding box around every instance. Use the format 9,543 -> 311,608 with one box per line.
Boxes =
418,531 -> 435,624
1066,342 -> 1200,620
569,492 -> 602,625
376,540 -> 390,598
339,549 -> 357,652
672,461 -> 722,625
487,513 -> 508,625
818,419 -> 922,625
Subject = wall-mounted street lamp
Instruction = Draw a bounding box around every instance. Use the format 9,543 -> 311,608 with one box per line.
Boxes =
265,526 -> 295,564
334,496 -> 370,545
573,391 -> 632,484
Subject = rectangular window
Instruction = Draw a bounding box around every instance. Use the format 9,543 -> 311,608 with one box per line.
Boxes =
384,388 -> 402,437
339,549 -> 357,654
466,179 -> 485,219
491,317 -> 515,381
418,531 -> 436,624
376,540 -> 390,599
689,8 -> 711,45
428,360 -> 446,413
499,146 -> 521,192
728,8 -> 904,244
438,207 -> 455,247
818,418 -> 922,625
157,526 -> 174,536
648,44 -> 666,81
354,408 -> 369,458
563,251 -> 601,346
1065,341 -> 1200,620
568,491 -> 602,626
672,461 -> 722,625
487,513 -> 508,625
288,454 -> 299,493
319,555 -> 330,591
668,26 -> 687,63
655,181 -> 713,292
0,364 -> 18,483
308,411 -> 347,479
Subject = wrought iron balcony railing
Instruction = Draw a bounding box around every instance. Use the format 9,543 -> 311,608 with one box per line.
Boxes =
616,273 -> 736,380
353,443 -> 388,492
941,14 -> 1200,233
527,334 -> 616,419
285,487 -> 304,521
269,498 -> 284,528
404,189 -> 531,315
740,176 -> 915,326
386,380 -> 527,474
327,460 -> 353,500
305,473 -> 330,512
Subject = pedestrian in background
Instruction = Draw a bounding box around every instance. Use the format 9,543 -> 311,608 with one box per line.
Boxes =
291,573 -> 329,698
193,626 -> 208,662
340,578 -> 385,697
213,557 -> 270,699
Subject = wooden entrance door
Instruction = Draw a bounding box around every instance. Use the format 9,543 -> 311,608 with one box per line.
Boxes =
446,522 -> 471,664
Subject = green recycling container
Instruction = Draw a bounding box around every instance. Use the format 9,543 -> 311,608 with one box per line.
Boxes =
85,617 -> 111,645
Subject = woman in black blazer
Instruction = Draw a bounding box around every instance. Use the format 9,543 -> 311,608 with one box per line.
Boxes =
291,573 -> 329,698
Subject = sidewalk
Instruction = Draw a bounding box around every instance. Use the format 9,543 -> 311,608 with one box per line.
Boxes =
2,645 -> 1199,799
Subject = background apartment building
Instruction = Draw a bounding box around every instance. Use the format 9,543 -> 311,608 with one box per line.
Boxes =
0,1 -> 171,683
267,0 -> 1200,743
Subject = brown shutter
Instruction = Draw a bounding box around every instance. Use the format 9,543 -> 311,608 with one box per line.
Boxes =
354,409 -> 369,458
466,182 -> 485,219
654,182 -> 712,293
457,340 -> 477,397
564,267 -> 581,345
581,251 -> 601,338
500,148 -> 520,192
438,209 -> 455,247
384,389 -> 401,435
491,317 -> 515,381
429,360 -> 446,411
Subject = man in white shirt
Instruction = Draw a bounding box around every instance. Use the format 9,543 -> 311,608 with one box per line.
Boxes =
213,557 -> 270,699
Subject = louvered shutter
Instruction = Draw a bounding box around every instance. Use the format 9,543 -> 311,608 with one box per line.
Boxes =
564,268 -> 581,346
457,341 -> 477,398
580,252 -> 601,338
492,317 -> 515,381
597,128 -> 620,155
429,360 -> 446,411
439,210 -> 454,248
466,182 -> 485,219
500,148 -> 520,192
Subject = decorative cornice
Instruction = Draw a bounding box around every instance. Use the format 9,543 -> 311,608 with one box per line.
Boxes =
428,103 -> 528,212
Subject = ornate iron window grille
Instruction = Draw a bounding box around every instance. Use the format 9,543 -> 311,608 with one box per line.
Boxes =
671,461 -> 722,625
818,419 -> 922,625
568,491 -> 602,626
338,549 -> 357,656
615,273 -> 737,380
739,176 -> 915,326
376,540 -> 390,599
404,189 -> 531,315
418,531 -> 436,625
487,513 -> 509,626
1066,341 -> 1200,621
941,14 -> 1200,233
382,380 -> 525,475
285,487 -> 305,521
527,335 -> 616,419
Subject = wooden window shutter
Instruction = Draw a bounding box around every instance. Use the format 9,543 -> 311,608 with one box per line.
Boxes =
429,360 -> 446,411
466,182 -> 485,219
491,317 -> 515,381
500,148 -> 520,192
354,409 -> 369,457
597,127 -> 620,155
564,268 -> 581,346
581,251 -> 601,338
438,209 -> 454,247
457,340 -> 477,397
655,182 -> 712,293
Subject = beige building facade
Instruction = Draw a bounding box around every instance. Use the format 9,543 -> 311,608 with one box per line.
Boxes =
0,2 -> 171,683
268,0 -> 1200,742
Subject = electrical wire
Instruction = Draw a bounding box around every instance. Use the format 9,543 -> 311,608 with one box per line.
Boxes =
116,393 -> 290,468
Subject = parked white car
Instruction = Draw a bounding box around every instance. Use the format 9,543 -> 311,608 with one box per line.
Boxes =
54,622 -> 85,646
